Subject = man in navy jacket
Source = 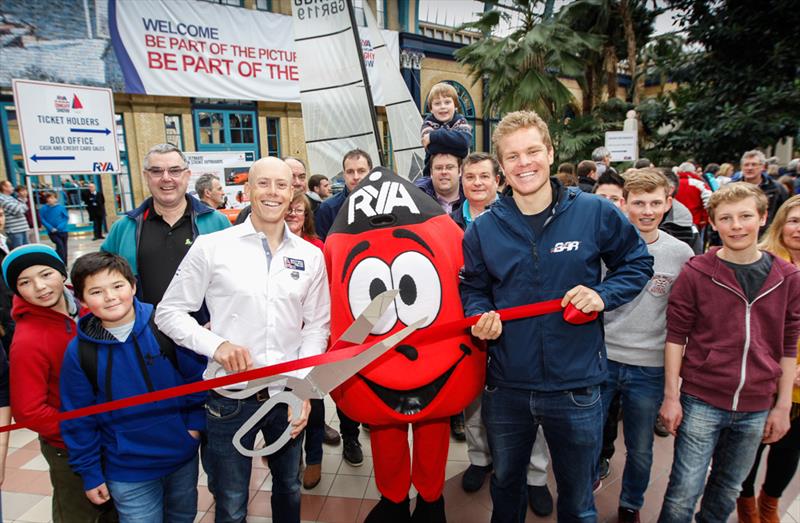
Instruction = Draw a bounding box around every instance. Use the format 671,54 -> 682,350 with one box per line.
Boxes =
461,111 -> 653,523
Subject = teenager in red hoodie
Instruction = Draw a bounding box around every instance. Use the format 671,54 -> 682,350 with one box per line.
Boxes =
2,245 -> 115,522
658,183 -> 800,523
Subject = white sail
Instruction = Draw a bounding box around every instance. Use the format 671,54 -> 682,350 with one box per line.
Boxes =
360,3 -> 425,181
290,1 -> 381,178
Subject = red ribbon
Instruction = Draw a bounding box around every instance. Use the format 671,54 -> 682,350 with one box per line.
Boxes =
0,300 -> 595,433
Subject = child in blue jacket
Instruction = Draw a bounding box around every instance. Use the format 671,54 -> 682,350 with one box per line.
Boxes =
59,252 -> 205,523
39,192 -> 69,265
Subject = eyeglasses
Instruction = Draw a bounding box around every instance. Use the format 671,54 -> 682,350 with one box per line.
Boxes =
432,164 -> 459,173
145,166 -> 187,178
287,207 -> 306,215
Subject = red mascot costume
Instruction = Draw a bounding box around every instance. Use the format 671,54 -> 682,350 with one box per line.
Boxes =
324,167 -> 485,522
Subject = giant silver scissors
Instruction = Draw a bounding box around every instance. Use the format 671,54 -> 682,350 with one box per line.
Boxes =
206,290 -> 425,457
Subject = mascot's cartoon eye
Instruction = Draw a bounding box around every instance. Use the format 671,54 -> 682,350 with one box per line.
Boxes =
391,252 -> 441,328
348,257 -> 397,335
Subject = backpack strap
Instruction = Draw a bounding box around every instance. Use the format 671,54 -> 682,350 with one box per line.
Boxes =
77,313 -> 178,401
78,336 -> 113,401
78,338 -> 99,396
148,312 -> 178,371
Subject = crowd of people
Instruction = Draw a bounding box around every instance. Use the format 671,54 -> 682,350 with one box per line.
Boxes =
0,81 -> 797,523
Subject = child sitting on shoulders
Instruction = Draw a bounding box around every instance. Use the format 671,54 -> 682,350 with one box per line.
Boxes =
421,82 -> 472,177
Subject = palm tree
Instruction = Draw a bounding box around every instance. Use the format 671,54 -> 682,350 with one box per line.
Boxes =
455,0 -> 601,121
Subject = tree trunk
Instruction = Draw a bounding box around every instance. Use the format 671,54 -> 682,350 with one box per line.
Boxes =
604,44 -> 618,100
583,66 -> 594,115
619,0 -> 640,104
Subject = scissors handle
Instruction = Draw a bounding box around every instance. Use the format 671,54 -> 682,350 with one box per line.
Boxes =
231,391 -> 305,457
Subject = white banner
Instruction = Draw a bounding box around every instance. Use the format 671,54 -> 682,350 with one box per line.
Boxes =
110,0 -> 398,103
291,0 -> 382,178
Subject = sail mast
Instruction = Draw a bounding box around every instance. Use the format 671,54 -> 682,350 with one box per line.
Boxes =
346,0 -> 385,166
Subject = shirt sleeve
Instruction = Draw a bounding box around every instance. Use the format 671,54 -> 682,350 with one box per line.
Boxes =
0,342 -> 9,408
665,267 -> 698,345
299,252 -> 331,360
459,223 -> 496,317
155,237 -> 227,359
174,345 -> 208,432
315,201 -> 336,242
594,202 -> 655,311
59,342 -> 105,491
783,274 -> 800,358
9,334 -> 62,443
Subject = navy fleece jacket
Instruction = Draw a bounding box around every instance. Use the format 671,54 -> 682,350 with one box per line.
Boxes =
59,299 -> 205,490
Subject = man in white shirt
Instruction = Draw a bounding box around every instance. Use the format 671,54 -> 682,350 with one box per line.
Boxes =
156,157 -> 330,523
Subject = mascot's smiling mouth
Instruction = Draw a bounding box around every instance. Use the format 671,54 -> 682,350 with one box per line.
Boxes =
359,344 -> 471,415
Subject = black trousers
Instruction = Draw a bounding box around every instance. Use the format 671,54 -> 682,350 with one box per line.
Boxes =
91,215 -> 105,239
337,407 -> 360,442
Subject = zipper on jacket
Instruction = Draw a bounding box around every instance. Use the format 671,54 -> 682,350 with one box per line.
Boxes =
711,278 -> 784,411
731,304 -> 753,411
530,238 -> 548,384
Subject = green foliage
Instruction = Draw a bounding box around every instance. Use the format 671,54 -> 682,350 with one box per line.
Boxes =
662,0 -> 800,163
550,100 -> 628,164
455,0 -> 601,120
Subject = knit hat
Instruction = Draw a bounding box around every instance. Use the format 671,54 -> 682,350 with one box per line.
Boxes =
2,244 -> 67,295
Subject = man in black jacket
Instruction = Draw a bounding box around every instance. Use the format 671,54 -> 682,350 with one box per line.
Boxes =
81,182 -> 106,240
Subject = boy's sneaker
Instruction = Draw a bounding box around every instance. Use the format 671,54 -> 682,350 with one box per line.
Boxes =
528,485 -> 553,517
343,438 -> 363,466
618,507 -> 641,523
461,464 -> 491,492
599,457 -> 610,479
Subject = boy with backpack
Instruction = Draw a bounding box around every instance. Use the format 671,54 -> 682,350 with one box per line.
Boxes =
658,182 -> 800,522
2,244 -> 116,522
59,252 -> 205,522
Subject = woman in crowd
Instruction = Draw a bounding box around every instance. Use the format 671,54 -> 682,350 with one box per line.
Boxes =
737,194 -> 800,523
286,192 -> 323,250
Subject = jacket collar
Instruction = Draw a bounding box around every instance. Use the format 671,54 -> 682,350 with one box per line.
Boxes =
232,216 -> 298,248
126,194 -> 214,220
691,248 -> 787,300
491,177 -> 578,234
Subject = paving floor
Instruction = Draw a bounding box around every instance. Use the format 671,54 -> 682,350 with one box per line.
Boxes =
2,235 -> 798,522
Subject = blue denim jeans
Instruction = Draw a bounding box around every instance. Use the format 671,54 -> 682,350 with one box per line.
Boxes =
601,360 -> 664,510
658,394 -> 769,523
303,398 -> 324,465
6,231 -> 28,250
482,384 -> 603,523
203,393 -> 302,523
106,453 -> 198,523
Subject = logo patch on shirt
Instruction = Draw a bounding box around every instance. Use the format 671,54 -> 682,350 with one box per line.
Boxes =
284,257 -> 305,271
550,241 -> 581,253
291,271 -> 300,280
648,273 -> 675,297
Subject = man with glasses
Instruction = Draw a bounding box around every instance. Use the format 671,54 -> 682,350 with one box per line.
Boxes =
102,143 -> 230,306
415,152 -> 465,214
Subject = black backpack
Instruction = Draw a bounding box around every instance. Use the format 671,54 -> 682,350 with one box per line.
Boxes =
78,313 -> 178,401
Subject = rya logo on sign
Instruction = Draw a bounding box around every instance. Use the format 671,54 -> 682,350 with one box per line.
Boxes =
551,241 -> 580,253
92,162 -> 115,172
347,181 -> 420,224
